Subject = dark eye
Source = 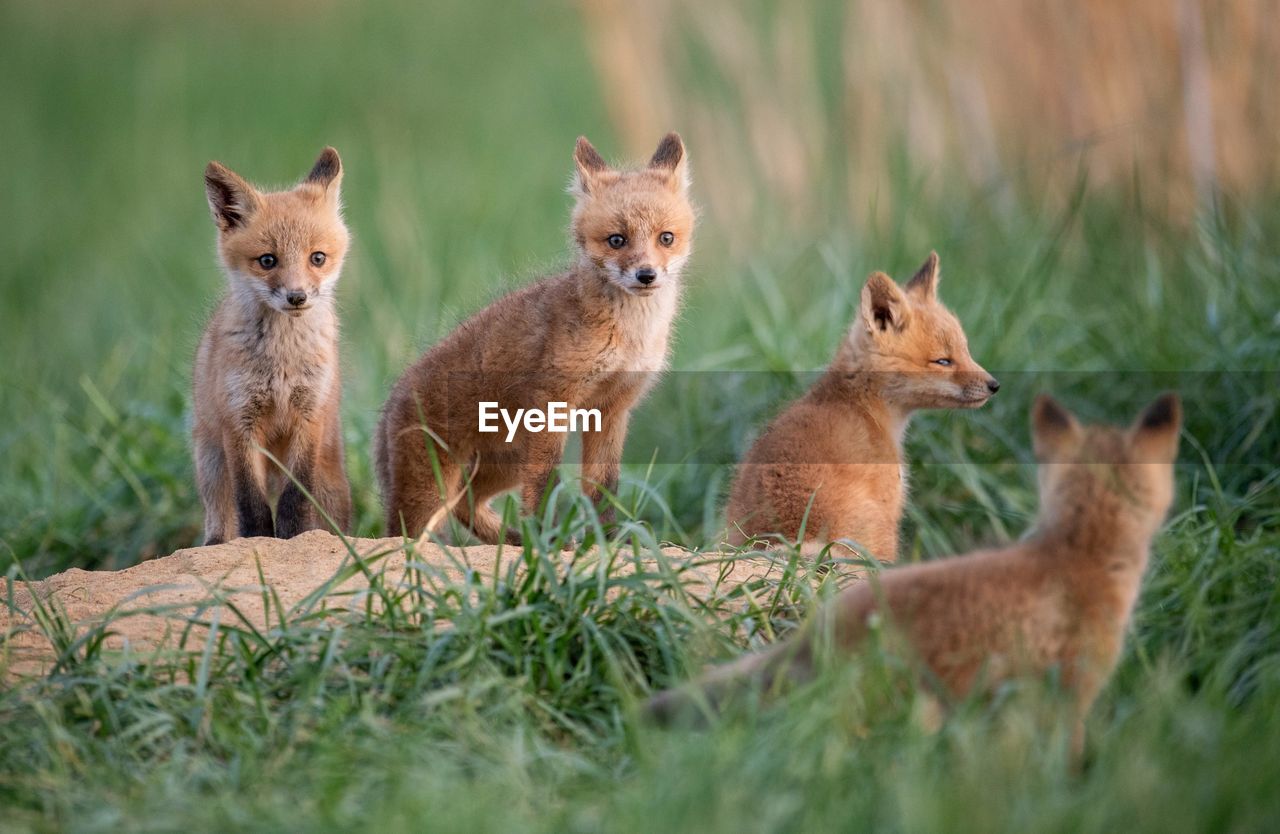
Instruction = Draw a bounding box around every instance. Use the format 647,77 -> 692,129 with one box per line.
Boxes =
607,234 -> 626,250
310,251 -> 326,267
658,231 -> 675,247
932,358 -> 953,367
257,254 -> 277,269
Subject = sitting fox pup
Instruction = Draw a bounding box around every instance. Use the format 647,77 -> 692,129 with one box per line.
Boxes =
724,253 -> 998,560
653,393 -> 1182,761
377,133 -> 695,542
193,148 -> 353,544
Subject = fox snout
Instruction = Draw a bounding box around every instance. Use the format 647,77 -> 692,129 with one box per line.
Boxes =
270,283 -> 315,314
612,263 -> 666,294
957,368 -> 1000,405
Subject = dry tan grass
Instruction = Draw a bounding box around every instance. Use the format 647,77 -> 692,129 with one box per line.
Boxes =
578,0 -> 1278,232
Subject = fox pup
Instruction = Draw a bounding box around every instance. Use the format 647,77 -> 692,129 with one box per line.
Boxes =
193,148 -> 353,545
723,253 -> 998,561
376,133 -> 695,542
654,393 -> 1182,759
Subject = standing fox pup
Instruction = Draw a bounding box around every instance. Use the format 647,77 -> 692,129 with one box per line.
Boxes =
653,393 -> 1182,759
724,253 -> 998,560
376,133 -> 695,541
193,148 -> 353,545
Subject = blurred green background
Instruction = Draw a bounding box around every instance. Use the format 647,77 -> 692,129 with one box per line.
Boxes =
0,0 -> 1276,575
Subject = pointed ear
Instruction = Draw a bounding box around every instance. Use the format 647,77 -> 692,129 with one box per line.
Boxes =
305,146 -> 343,192
1129,392 -> 1182,463
204,161 -> 260,231
649,131 -> 689,192
859,272 -> 909,334
572,136 -> 611,197
1031,394 -> 1083,462
905,251 -> 940,298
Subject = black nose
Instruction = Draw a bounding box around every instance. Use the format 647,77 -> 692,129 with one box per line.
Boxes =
987,378 -> 1001,394
286,290 -> 308,307
635,267 -> 657,285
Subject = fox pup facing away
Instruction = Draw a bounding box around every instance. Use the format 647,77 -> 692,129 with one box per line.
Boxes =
723,253 -> 998,561
652,393 -> 1182,760
376,133 -> 695,542
193,148 -> 353,545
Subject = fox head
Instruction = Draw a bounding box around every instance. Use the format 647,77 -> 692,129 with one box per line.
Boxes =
1031,393 -> 1181,538
569,133 -> 695,296
204,147 -> 350,316
845,252 -> 999,409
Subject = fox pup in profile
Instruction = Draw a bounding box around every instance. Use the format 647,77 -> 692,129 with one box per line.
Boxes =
376,133 -> 695,542
723,253 -> 998,561
193,148 -> 353,545
654,393 -> 1182,760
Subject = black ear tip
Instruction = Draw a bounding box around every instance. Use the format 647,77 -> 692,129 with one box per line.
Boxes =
205,165 -> 234,197
650,132 -> 686,169
575,136 -> 609,170
1033,394 -> 1073,429
308,148 -> 342,183
1140,392 -> 1181,430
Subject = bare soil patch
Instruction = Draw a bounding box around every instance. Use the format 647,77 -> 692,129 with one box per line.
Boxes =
1,531 -> 784,677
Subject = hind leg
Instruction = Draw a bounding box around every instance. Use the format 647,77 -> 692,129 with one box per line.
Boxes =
453,461 -> 522,545
195,432 -> 234,546
384,426 -> 462,538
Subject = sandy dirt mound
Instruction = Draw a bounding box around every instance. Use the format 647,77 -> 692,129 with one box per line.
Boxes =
1,531 -> 785,678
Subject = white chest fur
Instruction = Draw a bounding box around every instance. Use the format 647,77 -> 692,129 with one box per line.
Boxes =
222,304 -> 337,430
606,288 -> 678,374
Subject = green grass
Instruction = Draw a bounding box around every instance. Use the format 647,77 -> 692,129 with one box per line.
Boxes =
1,0 -> 1279,830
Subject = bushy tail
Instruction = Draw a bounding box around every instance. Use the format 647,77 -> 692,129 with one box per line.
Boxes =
643,636 -> 813,725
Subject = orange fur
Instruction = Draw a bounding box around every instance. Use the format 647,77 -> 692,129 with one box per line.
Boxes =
376,134 -> 695,542
193,148 -> 352,544
724,253 -> 998,560
654,393 -> 1182,761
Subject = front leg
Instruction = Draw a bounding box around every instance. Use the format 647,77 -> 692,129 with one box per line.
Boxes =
275,431 -> 319,539
228,434 -> 273,539
520,431 -> 568,518
581,409 -> 630,523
